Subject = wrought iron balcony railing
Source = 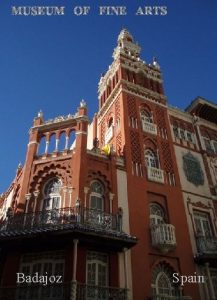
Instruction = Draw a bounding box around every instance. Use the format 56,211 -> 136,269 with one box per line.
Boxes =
0,282 -> 128,300
0,207 -> 123,236
76,283 -> 128,300
0,282 -> 71,300
151,296 -> 192,300
195,235 -> 217,255
151,224 -> 176,253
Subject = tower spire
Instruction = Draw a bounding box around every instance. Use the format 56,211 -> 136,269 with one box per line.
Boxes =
113,28 -> 141,60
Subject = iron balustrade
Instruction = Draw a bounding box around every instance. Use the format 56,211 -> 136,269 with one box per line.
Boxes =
0,282 -> 71,300
0,207 -> 123,234
151,296 -> 192,300
195,235 -> 217,254
76,283 -> 128,300
0,283 -> 128,300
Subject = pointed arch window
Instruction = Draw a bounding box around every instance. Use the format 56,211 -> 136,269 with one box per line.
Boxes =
43,178 -> 62,211
89,181 -> 104,211
141,110 -> 153,124
155,272 -> 173,296
145,149 -> 159,169
140,110 -> 157,135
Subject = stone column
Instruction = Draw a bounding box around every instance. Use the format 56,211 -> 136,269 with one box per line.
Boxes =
71,239 -> 79,300
24,193 -> 31,227
55,138 -> 59,152
68,187 -> 73,208
123,248 -> 128,290
109,193 -> 114,213
33,190 -> 39,212
25,194 -> 31,213
65,135 -> 69,150
45,135 -> 50,154
205,262 -> 216,300
62,187 -> 68,208
84,187 -> 89,208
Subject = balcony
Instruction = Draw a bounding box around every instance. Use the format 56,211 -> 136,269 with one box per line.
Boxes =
0,283 -> 128,300
104,126 -> 113,144
0,207 -> 136,249
151,224 -> 176,253
0,282 -> 70,300
147,167 -> 164,184
142,121 -> 157,135
195,235 -> 217,259
152,296 -> 192,300
77,283 -> 128,300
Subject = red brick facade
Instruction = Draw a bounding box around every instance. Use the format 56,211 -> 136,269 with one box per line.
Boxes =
0,29 -> 216,300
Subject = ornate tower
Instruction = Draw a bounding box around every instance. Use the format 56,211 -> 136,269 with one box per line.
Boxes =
96,29 -> 201,300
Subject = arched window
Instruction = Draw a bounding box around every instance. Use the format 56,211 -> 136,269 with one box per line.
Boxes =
86,252 -> 108,288
152,263 -> 180,297
150,203 -> 165,225
155,272 -> 172,296
145,149 -> 159,169
43,178 -> 62,211
89,181 -> 104,211
141,110 -> 153,124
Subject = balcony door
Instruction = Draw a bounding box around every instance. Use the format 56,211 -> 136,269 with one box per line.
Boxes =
17,252 -> 65,300
87,181 -> 105,227
150,203 -> 165,226
145,149 -> 159,169
86,252 -> 108,299
42,178 -> 62,224
43,178 -> 62,211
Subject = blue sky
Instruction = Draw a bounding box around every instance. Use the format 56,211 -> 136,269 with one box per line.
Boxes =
0,0 -> 217,192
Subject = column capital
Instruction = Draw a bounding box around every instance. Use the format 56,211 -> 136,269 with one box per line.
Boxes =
63,186 -> 68,193
68,187 -> 74,194
73,239 -> 79,245
25,193 -> 31,201
33,190 -> 39,198
84,187 -> 89,194
109,192 -> 115,200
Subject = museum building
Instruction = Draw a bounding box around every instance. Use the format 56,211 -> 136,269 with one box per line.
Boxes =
0,29 -> 216,300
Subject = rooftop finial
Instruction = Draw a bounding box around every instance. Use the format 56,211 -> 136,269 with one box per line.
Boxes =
80,99 -> 87,108
17,162 -> 22,169
113,28 -> 141,60
38,110 -> 43,118
152,57 -> 160,70
118,28 -> 134,43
